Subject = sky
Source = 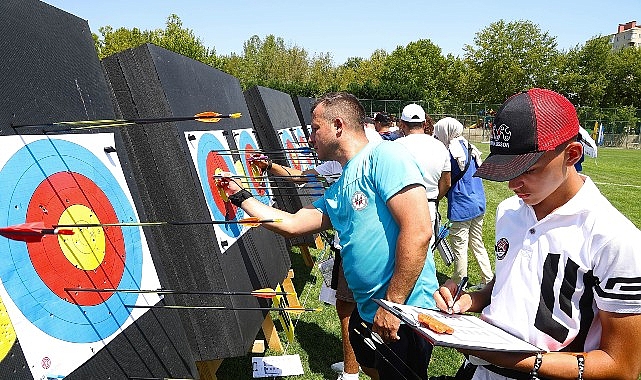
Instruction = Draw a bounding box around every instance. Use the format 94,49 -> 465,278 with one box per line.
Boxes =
42,0 -> 640,65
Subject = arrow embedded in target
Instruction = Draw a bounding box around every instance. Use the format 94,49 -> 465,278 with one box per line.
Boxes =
0,222 -> 74,242
0,217 -> 281,242
12,111 -> 242,132
64,287 -> 294,299
125,304 -> 322,312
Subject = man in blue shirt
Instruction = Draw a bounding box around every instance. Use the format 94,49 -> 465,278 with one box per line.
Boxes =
221,92 -> 437,380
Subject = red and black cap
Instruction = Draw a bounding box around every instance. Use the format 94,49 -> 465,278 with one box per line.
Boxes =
474,88 -> 579,182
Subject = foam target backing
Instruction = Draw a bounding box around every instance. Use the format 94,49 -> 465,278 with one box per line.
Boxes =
103,43 -> 291,359
0,1 -> 196,379
244,86 -> 322,247
292,96 -> 315,140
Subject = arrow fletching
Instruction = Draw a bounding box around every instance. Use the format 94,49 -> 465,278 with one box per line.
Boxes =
0,222 -> 75,242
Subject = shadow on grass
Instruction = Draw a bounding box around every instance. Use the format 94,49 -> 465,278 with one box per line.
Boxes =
294,319 -> 343,378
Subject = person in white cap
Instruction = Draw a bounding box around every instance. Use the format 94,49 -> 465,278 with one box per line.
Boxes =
395,103 -> 451,249
434,88 -> 641,380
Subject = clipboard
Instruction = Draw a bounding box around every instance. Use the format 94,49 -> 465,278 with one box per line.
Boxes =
375,299 -> 544,353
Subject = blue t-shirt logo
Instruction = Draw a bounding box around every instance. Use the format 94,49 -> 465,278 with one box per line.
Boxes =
351,191 -> 368,211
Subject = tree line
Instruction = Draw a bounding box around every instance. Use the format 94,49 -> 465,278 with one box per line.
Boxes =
94,15 -> 640,127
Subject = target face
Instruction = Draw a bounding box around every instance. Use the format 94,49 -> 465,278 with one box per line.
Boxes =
185,130 -> 248,253
278,128 -> 316,172
292,126 -> 315,170
0,134 -> 160,379
234,129 -> 272,206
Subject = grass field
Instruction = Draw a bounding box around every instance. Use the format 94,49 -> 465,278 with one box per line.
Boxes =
216,144 -> 641,379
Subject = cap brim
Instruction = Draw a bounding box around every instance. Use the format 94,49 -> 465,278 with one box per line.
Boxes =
474,151 -> 545,182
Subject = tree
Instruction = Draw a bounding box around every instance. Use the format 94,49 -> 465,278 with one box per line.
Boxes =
438,54 -> 480,113
94,14 -> 216,65
464,20 -> 559,103
337,49 -> 389,99
556,36 -> 611,108
155,14 -> 216,65
604,46 -> 641,108
94,26 -> 158,59
218,34 -> 316,94
377,39 -> 446,102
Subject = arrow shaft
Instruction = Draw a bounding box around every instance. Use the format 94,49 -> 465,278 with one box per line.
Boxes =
54,218 -> 280,229
15,112 -> 240,129
126,305 -> 319,312
65,288 -> 291,296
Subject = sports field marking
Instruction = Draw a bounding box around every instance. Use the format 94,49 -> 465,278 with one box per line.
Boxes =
594,181 -> 641,189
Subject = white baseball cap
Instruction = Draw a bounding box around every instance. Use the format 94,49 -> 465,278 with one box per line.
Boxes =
400,104 -> 426,122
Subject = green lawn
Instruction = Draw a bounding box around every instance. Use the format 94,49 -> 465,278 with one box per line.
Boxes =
216,144 -> 641,379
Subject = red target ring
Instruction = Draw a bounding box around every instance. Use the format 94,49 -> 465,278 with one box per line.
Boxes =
285,140 -> 301,170
205,151 -> 238,220
25,172 -> 126,306
243,145 -> 267,196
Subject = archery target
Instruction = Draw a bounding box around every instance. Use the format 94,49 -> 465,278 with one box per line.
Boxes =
185,130 -> 249,253
233,129 -> 272,206
292,126 -> 315,170
277,128 -> 301,171
0,134 -> 161,379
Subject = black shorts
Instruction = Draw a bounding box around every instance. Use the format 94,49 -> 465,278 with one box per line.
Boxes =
330,248 -> 355,302
348,308 -> 432,380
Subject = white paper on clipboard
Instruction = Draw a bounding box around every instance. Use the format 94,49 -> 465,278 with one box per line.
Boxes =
375,299 -> 544,353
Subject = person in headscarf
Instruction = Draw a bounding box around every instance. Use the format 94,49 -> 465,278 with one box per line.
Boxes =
433,117 -> 493,289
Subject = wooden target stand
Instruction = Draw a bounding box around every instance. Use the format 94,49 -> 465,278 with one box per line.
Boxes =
296,234 -> 325,267
196,269 -> 302,379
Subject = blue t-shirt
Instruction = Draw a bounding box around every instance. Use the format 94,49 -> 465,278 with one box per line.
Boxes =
313,141 -> 438,322
446,140 -> 486,222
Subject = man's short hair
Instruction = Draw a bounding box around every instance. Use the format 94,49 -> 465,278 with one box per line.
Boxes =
374,112 -> 392,125
312,92 -> 365,130
401,120 -> 424,130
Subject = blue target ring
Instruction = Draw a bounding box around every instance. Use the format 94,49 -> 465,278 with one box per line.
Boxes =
197,132 -> 245,238
0,138 -> 143,343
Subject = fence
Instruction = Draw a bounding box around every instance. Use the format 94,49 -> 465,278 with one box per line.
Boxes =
360,99 -> 641,149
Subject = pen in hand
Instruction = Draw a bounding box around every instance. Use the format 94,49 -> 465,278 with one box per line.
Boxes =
447,276 -> 468,314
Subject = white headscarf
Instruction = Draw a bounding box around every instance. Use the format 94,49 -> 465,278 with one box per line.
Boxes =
433,117 -> 483,171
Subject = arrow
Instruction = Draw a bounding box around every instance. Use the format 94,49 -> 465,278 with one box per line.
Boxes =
0,218 -> 280,243
13,111 -> 242,131
210,147 -> 315,155
430,222 -> 452,252
125,305 -> 322,312
213,174 -> 340,181
53,217 -> 282,229
64,287 -> 293,299
0,222 -> 74,243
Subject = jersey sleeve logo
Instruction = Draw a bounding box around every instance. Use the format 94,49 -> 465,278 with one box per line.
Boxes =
595,277 -> 641,300
494,237 -> 509,260
350,191 -> 368,211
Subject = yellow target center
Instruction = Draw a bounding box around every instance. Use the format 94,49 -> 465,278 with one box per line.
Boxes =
57,204 -> 106,271
0,296 -> 16,361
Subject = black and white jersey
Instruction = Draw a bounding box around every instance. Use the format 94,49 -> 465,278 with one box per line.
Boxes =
483,176 -> 641,354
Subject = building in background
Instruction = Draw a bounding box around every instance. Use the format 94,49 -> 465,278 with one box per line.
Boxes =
610,20 -> 641,50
